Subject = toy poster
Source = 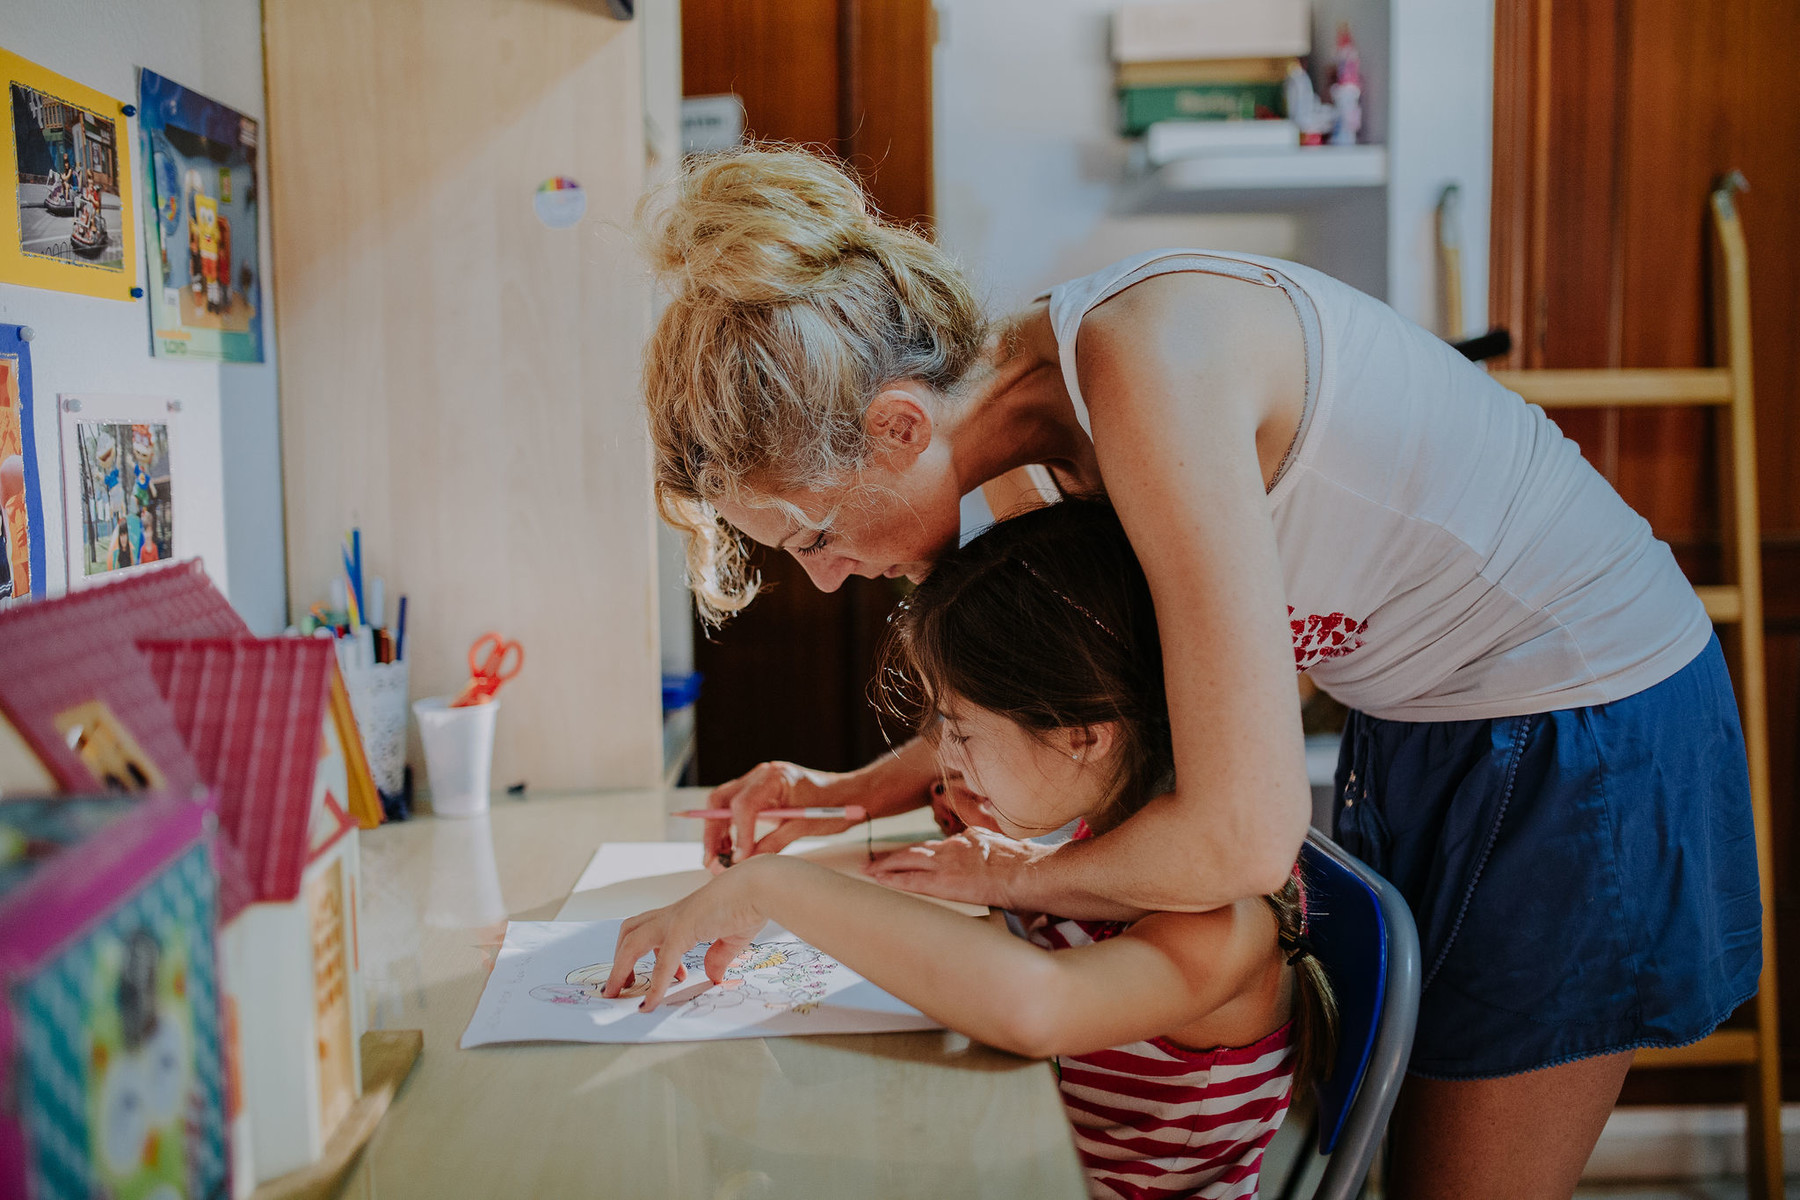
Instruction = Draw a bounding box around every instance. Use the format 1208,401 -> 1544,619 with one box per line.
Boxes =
136,70 -> 263,361
0,324 -> 45,604
58,394 -> 178,587
1,48 -> 135,299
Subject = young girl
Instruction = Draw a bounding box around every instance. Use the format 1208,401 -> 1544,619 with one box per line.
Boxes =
607,500 -> 1337,1200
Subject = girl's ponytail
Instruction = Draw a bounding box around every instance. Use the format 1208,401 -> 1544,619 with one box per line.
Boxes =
1265,870 -> 1339,1090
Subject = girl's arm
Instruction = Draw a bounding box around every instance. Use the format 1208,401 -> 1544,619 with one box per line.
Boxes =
873,275 -> 1314,916
604,855 -> 1274,1060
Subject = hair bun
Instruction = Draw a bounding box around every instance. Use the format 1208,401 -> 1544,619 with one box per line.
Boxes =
644,147 -> 880,305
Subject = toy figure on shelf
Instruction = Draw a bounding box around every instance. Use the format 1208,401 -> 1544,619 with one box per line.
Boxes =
1285,62 -> 1337,146
1329,23 -> 1363,146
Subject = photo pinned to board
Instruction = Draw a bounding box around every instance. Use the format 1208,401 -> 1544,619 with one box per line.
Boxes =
1,47 -> 135,299
0,324 -> 46,605
136,70 -> 263,361
58,394 -> 179,587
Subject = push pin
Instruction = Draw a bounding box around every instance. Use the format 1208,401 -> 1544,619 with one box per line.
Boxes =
122,104 -> 136,117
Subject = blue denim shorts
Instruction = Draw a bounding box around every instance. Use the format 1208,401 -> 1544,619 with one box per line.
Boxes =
1333,636 -> 1762,1080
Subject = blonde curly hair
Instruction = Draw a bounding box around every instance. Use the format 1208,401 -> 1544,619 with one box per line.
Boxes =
641,146 -> 988,624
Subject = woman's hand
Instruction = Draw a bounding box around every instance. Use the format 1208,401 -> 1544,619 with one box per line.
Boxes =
602,857 -> 776,1010
701,760 -> 860,870
862,827 -> 1060,910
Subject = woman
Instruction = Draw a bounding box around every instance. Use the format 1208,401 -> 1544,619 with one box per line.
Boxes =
638,147 -> 1759,1199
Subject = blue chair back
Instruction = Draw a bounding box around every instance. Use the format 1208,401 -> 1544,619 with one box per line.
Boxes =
1295,831 -> 1421,1199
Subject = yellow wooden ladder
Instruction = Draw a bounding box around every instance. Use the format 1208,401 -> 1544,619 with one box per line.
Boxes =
1492,173 -> 1784,1200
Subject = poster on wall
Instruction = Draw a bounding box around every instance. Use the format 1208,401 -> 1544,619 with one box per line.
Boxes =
136,70 -> 263,362
0,47 -> 135,300
0,324 -> 45,604
58,394 -> 178,587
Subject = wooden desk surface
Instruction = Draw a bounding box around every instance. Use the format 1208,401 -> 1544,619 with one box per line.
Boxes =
342,790 -> 1087,1199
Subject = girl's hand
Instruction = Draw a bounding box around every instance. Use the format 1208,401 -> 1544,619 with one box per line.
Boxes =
602,858 -> 777,1010
702,760 -> 860,870
862,828 -> 1059,910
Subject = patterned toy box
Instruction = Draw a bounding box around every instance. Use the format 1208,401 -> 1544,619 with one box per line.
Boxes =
0,791 -> 228,1200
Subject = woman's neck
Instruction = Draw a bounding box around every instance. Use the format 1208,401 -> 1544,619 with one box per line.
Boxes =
946,307 -> 1102,498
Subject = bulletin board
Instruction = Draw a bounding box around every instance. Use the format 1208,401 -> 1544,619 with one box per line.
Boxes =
0,19 -> 281,622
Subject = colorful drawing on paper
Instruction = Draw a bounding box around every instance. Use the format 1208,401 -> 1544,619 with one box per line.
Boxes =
70,419 -> 172,580
532,941 -> 836,1018
0,325 -> 46,604
136,70 -> 263,361
460,920 -> 942,1048
2,48 -> 135,299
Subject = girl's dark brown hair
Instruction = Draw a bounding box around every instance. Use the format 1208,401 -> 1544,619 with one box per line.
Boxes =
878,497 -> 1337,1085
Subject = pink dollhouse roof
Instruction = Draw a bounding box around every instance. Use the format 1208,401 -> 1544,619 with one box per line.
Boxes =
0,561 -> 246,796
139,637 -> 354,914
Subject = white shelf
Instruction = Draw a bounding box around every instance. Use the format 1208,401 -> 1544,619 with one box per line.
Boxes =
1120,145 -> 1388,212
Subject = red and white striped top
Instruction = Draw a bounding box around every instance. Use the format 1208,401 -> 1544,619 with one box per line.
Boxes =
1026,913 -> 1297,1200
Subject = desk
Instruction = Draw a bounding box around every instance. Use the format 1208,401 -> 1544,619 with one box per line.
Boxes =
341,790 -> 1088,1199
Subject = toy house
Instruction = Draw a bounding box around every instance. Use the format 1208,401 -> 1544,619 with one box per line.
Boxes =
142,636 -> 372,1187
0,562 -> 385,1193
0,790 -> 229,1200
0,560 -> 243,801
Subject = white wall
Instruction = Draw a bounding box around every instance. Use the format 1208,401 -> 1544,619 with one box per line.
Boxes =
932,0 -> 1302,311
1387,0 -> 1493,334
932,0 -> 1492,334
0,0 -> 286,632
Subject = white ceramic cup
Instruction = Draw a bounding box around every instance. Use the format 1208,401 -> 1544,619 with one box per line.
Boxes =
412,696 -> 500,818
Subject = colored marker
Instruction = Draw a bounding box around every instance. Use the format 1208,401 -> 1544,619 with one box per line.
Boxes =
673,806 -> 868,822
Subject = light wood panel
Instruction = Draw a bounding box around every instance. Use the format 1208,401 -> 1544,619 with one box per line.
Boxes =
264,0 -> 662,790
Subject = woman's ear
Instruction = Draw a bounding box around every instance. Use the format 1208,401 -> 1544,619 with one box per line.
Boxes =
863,387 -> 934,461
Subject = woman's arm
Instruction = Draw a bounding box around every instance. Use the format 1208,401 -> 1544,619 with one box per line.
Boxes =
700,736 -> 942,864
606,854 -> 1271,1059
874,275 -> 1314,916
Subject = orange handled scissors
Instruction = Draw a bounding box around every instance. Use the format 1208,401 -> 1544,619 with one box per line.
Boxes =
451,632 -> 523,707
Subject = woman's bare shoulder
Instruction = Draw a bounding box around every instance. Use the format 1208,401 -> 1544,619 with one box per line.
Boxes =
1072,271 -> 1303,376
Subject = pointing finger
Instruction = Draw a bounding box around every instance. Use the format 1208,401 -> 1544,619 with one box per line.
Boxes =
638,939 -> 690,1011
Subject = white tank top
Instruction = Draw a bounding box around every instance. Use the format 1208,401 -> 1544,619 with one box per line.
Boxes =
1045,249 -> 1712,721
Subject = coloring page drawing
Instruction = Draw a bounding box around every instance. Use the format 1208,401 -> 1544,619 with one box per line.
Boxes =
462,920 -> 940,1048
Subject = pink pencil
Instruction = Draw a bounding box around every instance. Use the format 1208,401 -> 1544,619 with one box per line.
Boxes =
673,806 -> 868,822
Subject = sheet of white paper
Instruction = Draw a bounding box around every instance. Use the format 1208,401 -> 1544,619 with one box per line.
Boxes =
460,919 -> 943,1047
556,840 -> 987,921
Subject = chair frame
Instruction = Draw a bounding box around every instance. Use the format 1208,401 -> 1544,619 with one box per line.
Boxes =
1275,831 -> 1421,1200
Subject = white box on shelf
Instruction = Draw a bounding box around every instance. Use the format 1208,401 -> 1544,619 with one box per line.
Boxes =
1146,118 -> 1300,164
1112,1 -> 1311,63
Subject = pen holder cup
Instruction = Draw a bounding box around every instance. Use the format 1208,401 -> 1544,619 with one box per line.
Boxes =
341,660 -> 410,801
413,696 -> 500,818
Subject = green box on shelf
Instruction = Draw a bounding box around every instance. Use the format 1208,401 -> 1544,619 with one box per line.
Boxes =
1118,82 -> 1285,135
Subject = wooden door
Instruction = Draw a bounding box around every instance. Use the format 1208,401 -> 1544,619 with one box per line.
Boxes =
1491,0 -> 1800,1099
680,0 -> 935,782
